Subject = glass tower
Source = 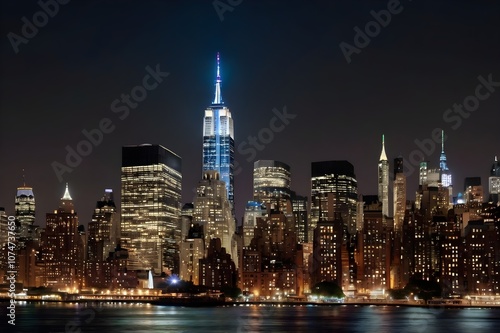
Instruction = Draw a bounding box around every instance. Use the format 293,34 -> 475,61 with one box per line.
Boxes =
253,160 -> 291,212
310,160 -> 358,237
121,144 -> 182,275
489,156 -> 500,204
202,52 -> 235,208
15,180 -> 35,248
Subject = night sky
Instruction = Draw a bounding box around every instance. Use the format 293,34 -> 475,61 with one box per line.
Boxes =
1,0 -> 499,227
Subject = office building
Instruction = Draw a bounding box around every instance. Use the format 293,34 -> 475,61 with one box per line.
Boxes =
378,135 -> 389,218
253,160 -> 291,213
120,144 -> 182,274
202,52 -> 235,208
311,161 -> 358,236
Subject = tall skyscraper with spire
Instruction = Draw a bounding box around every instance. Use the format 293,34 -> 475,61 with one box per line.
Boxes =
439,130 -> 452,188
378,135 -> 389,219
41,183 -> 85,290
202,53 -> 234,208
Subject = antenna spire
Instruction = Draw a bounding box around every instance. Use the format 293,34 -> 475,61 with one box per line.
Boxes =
441,129 -> 445,153
213,52 -> 222,104
62,183 -> 73,200
379,134 -> 388,161
22,168 -> 26,186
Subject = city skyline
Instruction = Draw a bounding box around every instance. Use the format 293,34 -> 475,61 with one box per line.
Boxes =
1,1 -> 499,226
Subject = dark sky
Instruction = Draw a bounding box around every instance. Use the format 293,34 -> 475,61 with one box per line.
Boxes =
1,0 -> 499,228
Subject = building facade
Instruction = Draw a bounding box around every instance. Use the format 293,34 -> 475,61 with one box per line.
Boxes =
202,53 -> 235,208
311,160 -> 358,237
253,160 -> 292,213
120,144 -> 182,274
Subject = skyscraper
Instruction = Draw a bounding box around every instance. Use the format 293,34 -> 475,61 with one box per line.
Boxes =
310,161 -> 358,236
120,144 -> 182,275
393,156 -> 406,231
202,52 -> 234,208
378,134 -> 389,218
86,189 -> 118,288
439,130 -> 452,188
489,156 -> 500,204
193,170 -> 237,265
88,189 -> 118,263
41,184 -> 85,290
15,179 -> 35,248
253,160 -> 291,213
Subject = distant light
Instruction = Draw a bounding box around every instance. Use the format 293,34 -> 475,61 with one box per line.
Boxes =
171,278 -> 178,284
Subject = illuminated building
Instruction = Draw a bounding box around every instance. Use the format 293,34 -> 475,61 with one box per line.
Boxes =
241,211 -> 302,298
462,220 -> 497,295
180,203 -> 194,241
120,144 -> 182,274
357,196 -> 390,293
464,177 -> 484,204
378,135 -> 389,218
179,223 -> 205,285
419,185 -> 450,219
40,184 -> 85,290
202,52 -> 234,208
437,213 -> 461,295
439,130 -> 452,188
291,191 -> 308,244
439,131 -> 453,206
15,179 -> 36,248
193,170 -> 237,265
402,206 -> 432,281
242,201 -> 266,247
311,160 -> 358,237
489,156 -> 500,204
253,160 -> 292,213
199,238 -> 236,288
393,156 -> 406,231
312,215 -> 344,288
86,189 -> 118,288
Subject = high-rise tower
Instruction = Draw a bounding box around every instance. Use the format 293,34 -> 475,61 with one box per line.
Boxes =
193,170 -> 237,266
15,173 -> 35,248
41,184 -> 85,290
393,156 -> 406,231
253,160 -> 291,213
202,53 -> 235,208
489,156 -> 500,204
311,161 -> 358,236
120,144 -> 182,274
378,135 -> 389,218
439,130 -> 452,188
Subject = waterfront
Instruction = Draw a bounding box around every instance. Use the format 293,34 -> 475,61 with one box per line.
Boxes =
2,302 -> 500,333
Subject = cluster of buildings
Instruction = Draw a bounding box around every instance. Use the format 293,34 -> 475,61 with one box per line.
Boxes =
1,54 -> 500,299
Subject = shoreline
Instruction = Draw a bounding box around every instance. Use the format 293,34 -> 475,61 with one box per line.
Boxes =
3,298 -> 500,309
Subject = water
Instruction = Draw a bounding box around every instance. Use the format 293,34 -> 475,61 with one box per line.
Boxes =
2,302 -> 500,333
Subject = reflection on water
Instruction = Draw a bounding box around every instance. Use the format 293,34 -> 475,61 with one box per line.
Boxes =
2,302 -> 500,333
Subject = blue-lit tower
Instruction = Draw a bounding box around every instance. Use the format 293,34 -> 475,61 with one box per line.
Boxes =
202,53 -> 235,208
439,130 -> 452,188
